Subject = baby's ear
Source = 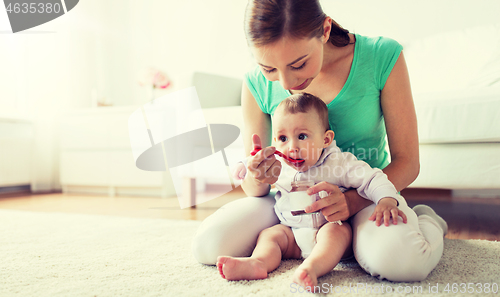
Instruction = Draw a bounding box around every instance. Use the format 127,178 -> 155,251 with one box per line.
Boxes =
323,130 -> 334,147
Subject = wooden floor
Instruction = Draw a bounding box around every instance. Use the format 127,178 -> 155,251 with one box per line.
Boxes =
1,187 -> 499,241
402,188 -> 500,241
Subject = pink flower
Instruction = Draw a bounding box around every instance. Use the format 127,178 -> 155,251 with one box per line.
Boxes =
138,67 -> 172,89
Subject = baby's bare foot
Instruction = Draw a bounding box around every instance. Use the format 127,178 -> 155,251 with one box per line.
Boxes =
292,264 -> 318,292
216,256 -> 267,281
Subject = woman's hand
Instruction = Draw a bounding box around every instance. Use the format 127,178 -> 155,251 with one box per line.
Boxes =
304,182 -> 350,222
241,134 -> 281,197
246,134 -> 281,185
368,198 -> 408,226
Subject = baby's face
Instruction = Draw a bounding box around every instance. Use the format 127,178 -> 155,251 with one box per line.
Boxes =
273,108 -> 331,172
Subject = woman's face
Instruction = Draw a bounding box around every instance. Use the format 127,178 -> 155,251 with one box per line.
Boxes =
251,36 -> 325,91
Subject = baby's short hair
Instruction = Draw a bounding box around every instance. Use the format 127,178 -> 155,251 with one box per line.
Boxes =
276,93 -> 330,131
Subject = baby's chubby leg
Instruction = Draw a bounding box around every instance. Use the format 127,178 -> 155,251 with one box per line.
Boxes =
217,224 -> 301,281
293,222 -> 352,290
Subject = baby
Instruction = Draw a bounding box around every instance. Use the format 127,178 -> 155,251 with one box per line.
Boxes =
217,93 -> 406,290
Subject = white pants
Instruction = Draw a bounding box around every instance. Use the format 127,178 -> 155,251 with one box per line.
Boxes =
192,193 -> 444,281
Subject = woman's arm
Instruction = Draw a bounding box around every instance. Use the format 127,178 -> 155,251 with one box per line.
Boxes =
340,52 -> 418,217
380,52 -> 420,191
306,52 -> 419,221
241,82 -> 272,155
240,82 -> 280,196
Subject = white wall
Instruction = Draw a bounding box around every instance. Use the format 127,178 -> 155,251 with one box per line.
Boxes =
127,0 -> 253,105
322,0 -> 500,45
0,1 -> 102,190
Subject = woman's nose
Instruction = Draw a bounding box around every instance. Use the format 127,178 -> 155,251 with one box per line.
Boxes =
279,72 -> 294,90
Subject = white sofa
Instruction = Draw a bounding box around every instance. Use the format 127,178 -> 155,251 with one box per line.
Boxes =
404,23 -> 500,192
189,24 -> 500,195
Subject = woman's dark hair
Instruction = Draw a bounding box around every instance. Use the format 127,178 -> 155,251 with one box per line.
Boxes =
244,0 -> 350,47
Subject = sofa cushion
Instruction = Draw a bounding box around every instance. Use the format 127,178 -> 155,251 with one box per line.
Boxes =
415,88 -> 500,144
468,41 -> 500,88
191,72 -> 242,109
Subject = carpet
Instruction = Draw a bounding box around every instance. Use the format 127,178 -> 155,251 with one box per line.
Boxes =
1,209 -> 499,297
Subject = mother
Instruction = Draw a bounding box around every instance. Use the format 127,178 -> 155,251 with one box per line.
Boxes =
192,0 -> 446,281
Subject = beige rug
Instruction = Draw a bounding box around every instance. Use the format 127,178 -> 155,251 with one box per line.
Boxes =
1,209 -> 499,296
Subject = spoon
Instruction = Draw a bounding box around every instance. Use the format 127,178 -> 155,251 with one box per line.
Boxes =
250,147 -> 305,165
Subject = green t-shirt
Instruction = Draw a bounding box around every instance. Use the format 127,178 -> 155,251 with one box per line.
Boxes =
244,34 -> 403,170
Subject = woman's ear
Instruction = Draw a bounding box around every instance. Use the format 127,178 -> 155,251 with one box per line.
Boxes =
323,130 -> 334,147
322,17 -> 332,43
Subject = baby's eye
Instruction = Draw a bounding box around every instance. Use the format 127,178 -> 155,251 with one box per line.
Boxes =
279,135 -> 288,142
298,133 -> 308,140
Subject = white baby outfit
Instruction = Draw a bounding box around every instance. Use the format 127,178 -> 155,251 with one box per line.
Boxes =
273,141 -> 399,258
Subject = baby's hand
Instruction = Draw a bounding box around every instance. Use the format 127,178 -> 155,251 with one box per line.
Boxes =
368,198 -> 407,226
232,162 -> 247,180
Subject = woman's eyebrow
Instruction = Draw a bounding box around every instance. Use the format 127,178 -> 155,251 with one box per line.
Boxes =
257,62 -> 272,68
258,54 -> 308,68
287,54 -> 308,66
